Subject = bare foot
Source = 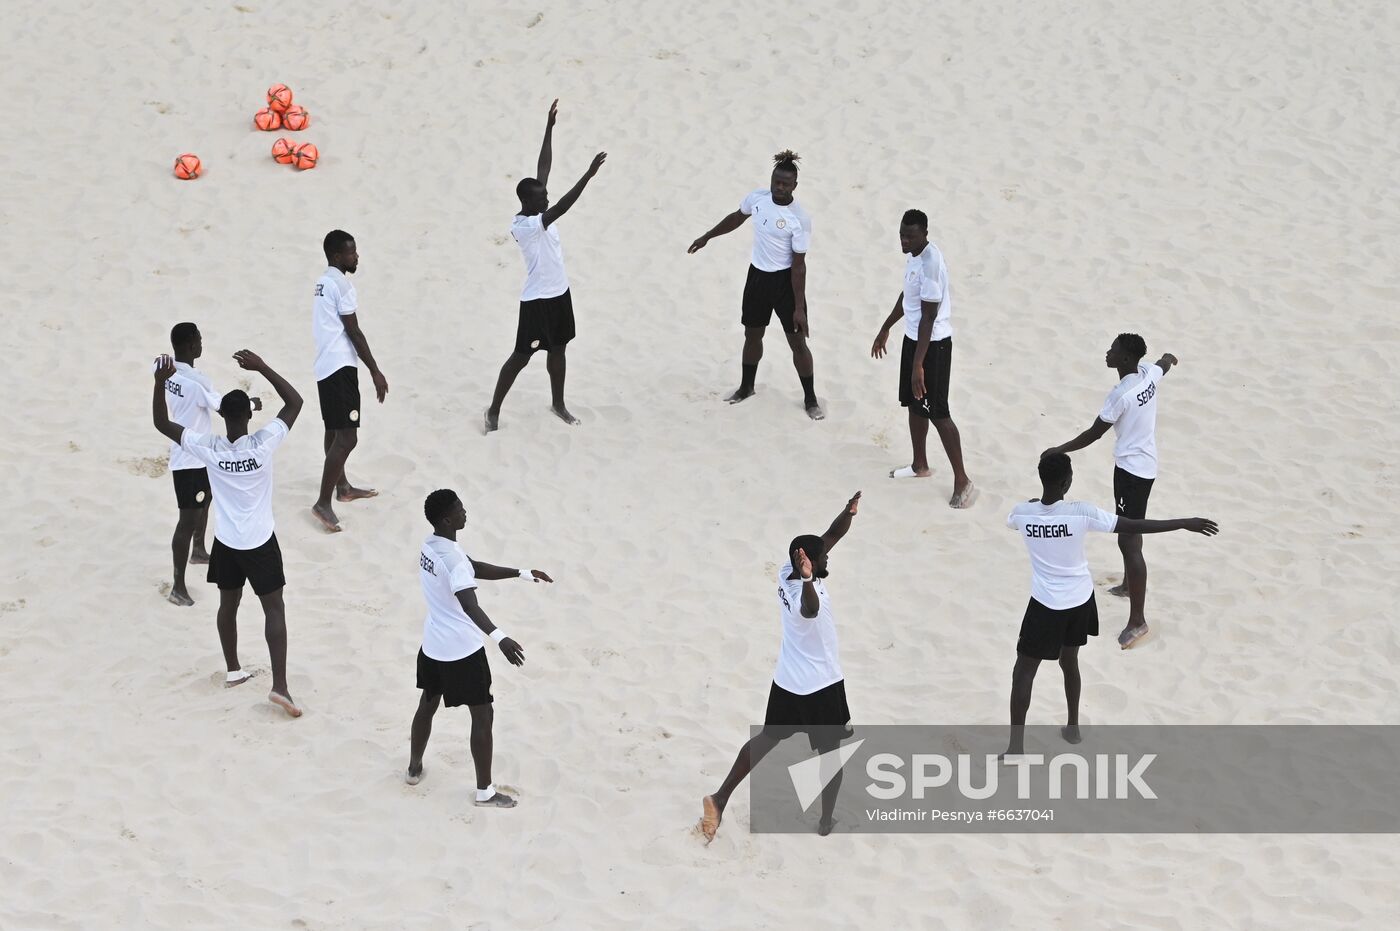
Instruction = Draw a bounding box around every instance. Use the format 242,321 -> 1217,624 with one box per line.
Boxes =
484,408 -> 500,434
1107,583 -> 1129,597
336,486 -> 378,502
818,816 -> 837,836
311,503 -> 342,533
890,465 -> 932,479
725,386 -> 755,404
405,765 -> 425,786
167,588 -> 194,607
949,481 -> 979,509
268,690 -> 303,717
552,403 -> 580,426
1061,725 -> 1082,744
805,400 -> 825,421
700,795 -> 724,843
1118,621 -> 1150,650
189,550 -> 211,565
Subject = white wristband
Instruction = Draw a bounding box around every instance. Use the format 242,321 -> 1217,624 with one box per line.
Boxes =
518,568 -> 532,580
489,629 -> 508,644
801,575 -> 814,583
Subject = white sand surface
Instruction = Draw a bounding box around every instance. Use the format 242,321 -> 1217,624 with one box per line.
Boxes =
2,0 -> 1398,927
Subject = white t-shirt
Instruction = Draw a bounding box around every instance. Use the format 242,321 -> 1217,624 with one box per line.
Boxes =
740,189 -> 812,273
419,535 -> 483,662
1006,500 -> 1119,610
511,214 -> 569,301
1099,363 -> 1165,480
312,267 -> 360,381
177,419 -> 290,550
163,362 -> 223,471
902,242 -> 953,341
772,557 -> 843,695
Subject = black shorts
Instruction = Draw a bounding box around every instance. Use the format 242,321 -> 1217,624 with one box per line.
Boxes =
515,290 -> 576,354
1016,594 -> 1099,660
172,467 -> 211,510
1113,466 -> 1155,521
741,265 -> 797,331
899,336 -> 952,419
417,647 -> 494,707
763,679 -> 852,749
317,366 -> 361,430
207,534 -> 285,596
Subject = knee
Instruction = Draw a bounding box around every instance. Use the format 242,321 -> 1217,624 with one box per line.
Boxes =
339,430 -> 359,452
1118,535 -> 1142,556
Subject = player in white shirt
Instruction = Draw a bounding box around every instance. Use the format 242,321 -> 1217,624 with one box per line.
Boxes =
1002,453 -> 1215,757
161,322 -> 261,606
311,230 -> 389,534
870,210 -> 976,508
688,150 -> 824,420
699,491 -> 861,843
405,489 -> 554,807
152,350 -> 306,718
1041,334 -> 1179,648
485,99 -> 607,434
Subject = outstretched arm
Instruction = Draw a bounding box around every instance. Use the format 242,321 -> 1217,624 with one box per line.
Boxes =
820,491 -> 862,552
537,99 -> 557,186
1042,418 -> 1112,459
1156,352 -> 1178,376
455,588 -> 526,666
340,313 -> 388,403
151,355 -> 184,443
1115,516 -> 1218,536
234,350 -> 303,428
542,151 -> 607,229
688,211 -> 749,253
469,558 -> 554,583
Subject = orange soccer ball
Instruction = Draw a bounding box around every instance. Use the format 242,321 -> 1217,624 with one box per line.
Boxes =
292,142 -> 319,170
271,138 -> 296,164
253,107 -> 282,131
173,153 -> 202,179
281,105 -> 310,131
267,84 -> 293,113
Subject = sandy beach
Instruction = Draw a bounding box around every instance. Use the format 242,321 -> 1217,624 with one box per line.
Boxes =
2,0 -> 1399,927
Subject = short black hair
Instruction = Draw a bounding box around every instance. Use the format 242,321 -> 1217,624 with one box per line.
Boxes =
323,230 -> 354,261
218,389 -> 251,420
424,489 -> 460,526
1116,333 -> 1147,363
901,209 -> 928,231
170,322 -> 199,350
788,533 -> 825,564
1038,452 -> 1072,486
772,149 -> 801,174
516,177 -> 542,201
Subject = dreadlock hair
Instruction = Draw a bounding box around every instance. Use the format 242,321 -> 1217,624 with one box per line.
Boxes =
424,488 -> 460,526
772,149 -> 801,174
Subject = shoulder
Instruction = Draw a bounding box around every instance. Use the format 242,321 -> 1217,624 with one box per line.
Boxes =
512,213 -> 541,230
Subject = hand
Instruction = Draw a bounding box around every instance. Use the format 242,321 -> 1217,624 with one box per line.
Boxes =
233,350 -> 267,372
792,308 -> 809,338
845,491 -> 862,515
795,547 -> 814,581
371,369 -> 389,403
528,569 -> 553,583
499,637 -> 526,666
587,151 -> 607,177
1039,447 -> 1061,460
153,354 -> 176,382
871,329 -> 889,359
251,396 -> 264,412
546,98 -> 558,127
911,366 -> 926,400
1162,353 -> 1179,366
687,236 -> 709,254
1183,518 -> 1219,536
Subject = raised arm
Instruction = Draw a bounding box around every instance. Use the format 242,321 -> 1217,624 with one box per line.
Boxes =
1156,352 -> 1178,376
1041,418 -> 1112,459
536,99 -> 557,186
454,588 -> 526,666
542,151 -> 607,229
688,210 -> 749,254
151,355 -> 184,443
820,491 -> 862,553
339,313 -> 388,403
234,350 -> 303,428
1115,516 -> 1218,536
871,292 -> 905,358
469,558 -> 554,584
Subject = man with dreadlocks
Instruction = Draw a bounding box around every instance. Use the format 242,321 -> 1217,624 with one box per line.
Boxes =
405,488 -> 554,807
689,150 -> 823,420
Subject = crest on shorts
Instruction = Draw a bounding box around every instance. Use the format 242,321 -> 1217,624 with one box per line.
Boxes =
349,410 -> 360,422
776,219 -> 787,229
